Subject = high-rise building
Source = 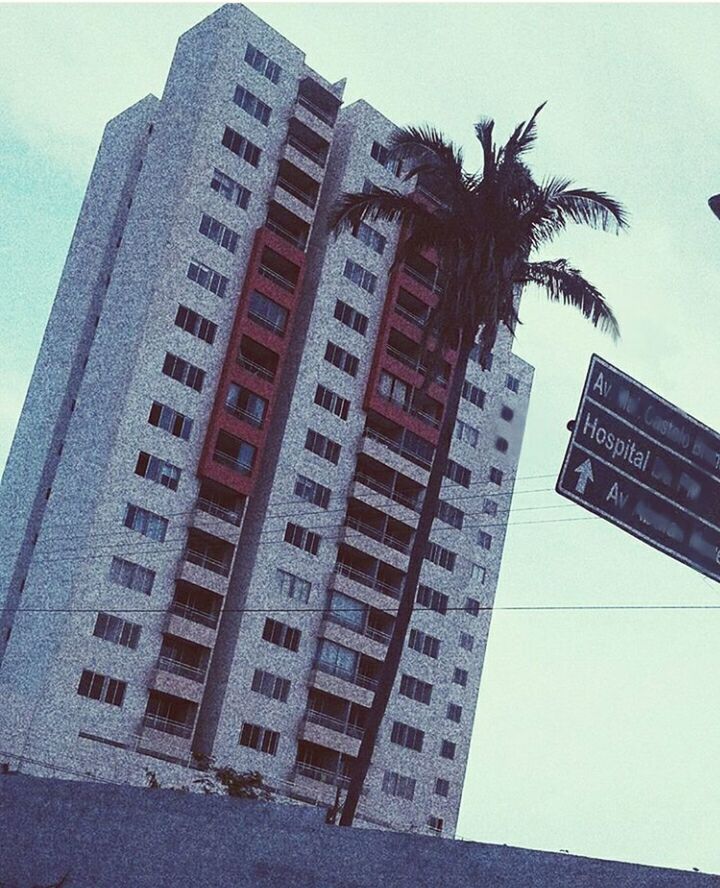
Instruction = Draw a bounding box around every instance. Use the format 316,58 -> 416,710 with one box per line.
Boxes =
0,4 -> 532,836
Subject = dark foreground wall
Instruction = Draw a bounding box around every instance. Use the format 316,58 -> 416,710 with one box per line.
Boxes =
0,774 -> 717,888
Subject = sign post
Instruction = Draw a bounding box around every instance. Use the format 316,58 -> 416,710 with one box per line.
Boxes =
556,355 -> 720,582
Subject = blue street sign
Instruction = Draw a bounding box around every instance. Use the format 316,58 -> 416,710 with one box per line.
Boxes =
557,355 -> 720,582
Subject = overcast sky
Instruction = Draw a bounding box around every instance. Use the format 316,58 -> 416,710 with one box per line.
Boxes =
2,1 -> 720,875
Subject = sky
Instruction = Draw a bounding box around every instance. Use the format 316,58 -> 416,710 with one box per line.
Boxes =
1,0 -> 720,876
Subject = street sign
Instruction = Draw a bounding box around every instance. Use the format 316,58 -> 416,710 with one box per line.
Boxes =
556,355 -> 720,582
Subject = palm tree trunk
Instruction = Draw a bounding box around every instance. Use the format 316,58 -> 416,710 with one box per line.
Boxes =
339,330 -> 475,827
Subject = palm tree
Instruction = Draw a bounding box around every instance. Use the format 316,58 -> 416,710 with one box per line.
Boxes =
330,104 -> 628,828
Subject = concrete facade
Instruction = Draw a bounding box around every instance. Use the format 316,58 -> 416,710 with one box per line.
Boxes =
0,4 -> 533,838
0,774 -> 716,888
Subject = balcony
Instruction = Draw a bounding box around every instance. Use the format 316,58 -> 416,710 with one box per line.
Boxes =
293,760 -> 350,790
184,527 -> 234,578
213,430 -> 256,477
170,580 -> 221,629
157,655 -> 206,684
354,453 -> 423,514
265,200 -> 310,252
237,335 -> 279,384
196,497 -> 243,528
403,256 -> 445,294
344,515 -> 411,556
305,707 -> 365,741
395,287 -> 430,328
335,543 -> 404,601
142,691 -> 197,740
386,329 -> 450,387
363,411 -> 434,472
324,606 -> 393,647
258,246 -> 300,293
297,77 -> 340,128
276,159 -> 320,210
286,117 -> 329,169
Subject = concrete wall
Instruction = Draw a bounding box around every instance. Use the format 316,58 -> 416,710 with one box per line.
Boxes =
0,773 -> 715,888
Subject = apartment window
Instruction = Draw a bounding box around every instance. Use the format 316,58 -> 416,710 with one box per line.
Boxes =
124,504 -> 168,542
399,674 -> 433,705
343,258 -> 377,294
462,380 -> 486,408
436,500 -> 464,530
426,541 -> 456,572
109,556 -> 155,595
222,126 -> 261,167
199,213 -> 239,253
239,722 -> 279,755
501,405 -> 514,422
314,384 -> 350,421
294,474 -> 331,509
135,452 -> 181,491
477,531 -> 492,551
262,618 -> 301,652
440,740 -> 456,760
445,459 -> 471,489
470,564 -> 486,586
483,499 -> 498,516
464,597 -> 481,617
455,418 -> 479,449
428,816 -> 444,834
453,667 -> 469,687
434,778 -> 450,798
447,703 -> 463,723
276,569 -> 311,604
305,429 -> 341,465
496,436 -> 509,453
390,720 -> 424,752
377,371 -> 410,409
162,353 -> 205,393
353,220 -> 386,255
284,522 -> 320,556
251,669 -> 290,703
248,290 -> 288,335
506,374 -> 521,393
244,43 -> 282,83
175,305 -> 217,344
210,167 -> 251,209
489,466 -> 504,485
416,584 -> 448,616
469,344 -> 494,369
187,259 -> 228,298
324,341 -> 359,377
93,613 -> 141,650
408,628 -> 440,659
371,140 -> 401,175
226,383 -> 267,427
459,633 -> 474,652
77,670 -> 126,707
382,770 -> 416,801
233,85 -> 271,126
334,299 -> 368,335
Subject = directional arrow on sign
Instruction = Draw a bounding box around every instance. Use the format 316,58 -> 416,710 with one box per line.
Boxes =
573,458 -> 594,494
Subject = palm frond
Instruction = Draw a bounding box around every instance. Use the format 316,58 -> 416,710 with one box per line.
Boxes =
389,125 -> 463,175
548,185 -> 629,232
474,117 -> 496,180
328,189 -> 432,236
500,102 -> 547,167
517,259 -> 620,340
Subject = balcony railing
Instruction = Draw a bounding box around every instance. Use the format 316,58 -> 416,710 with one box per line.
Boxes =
345,515 -> 411,555
224,401 -> 263,428
362,426 -> 433,471
142,713 -> 193,739
257,264 -> 297,293
237,354 -> 276,383
353,471 -> 421,512
213,450 -> 254,476
297,94 -> 336,127
277,176 -> 317,209
386,346 -> 448,386
403,264 -> 444,295
169,600 -> 219,630
335,562 -> 402,600
293,760 -> 350,789
304,707 -> 365,740
157,656 -> 207,684
287,134 -> 326,168
314,658 -> 379,691
408,402 -> 442,429
265,218 -> 307,251
184,548 -> 231,577
196,497 -> 243,527
324,609 -> 393,647
395,304 -> 429,328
